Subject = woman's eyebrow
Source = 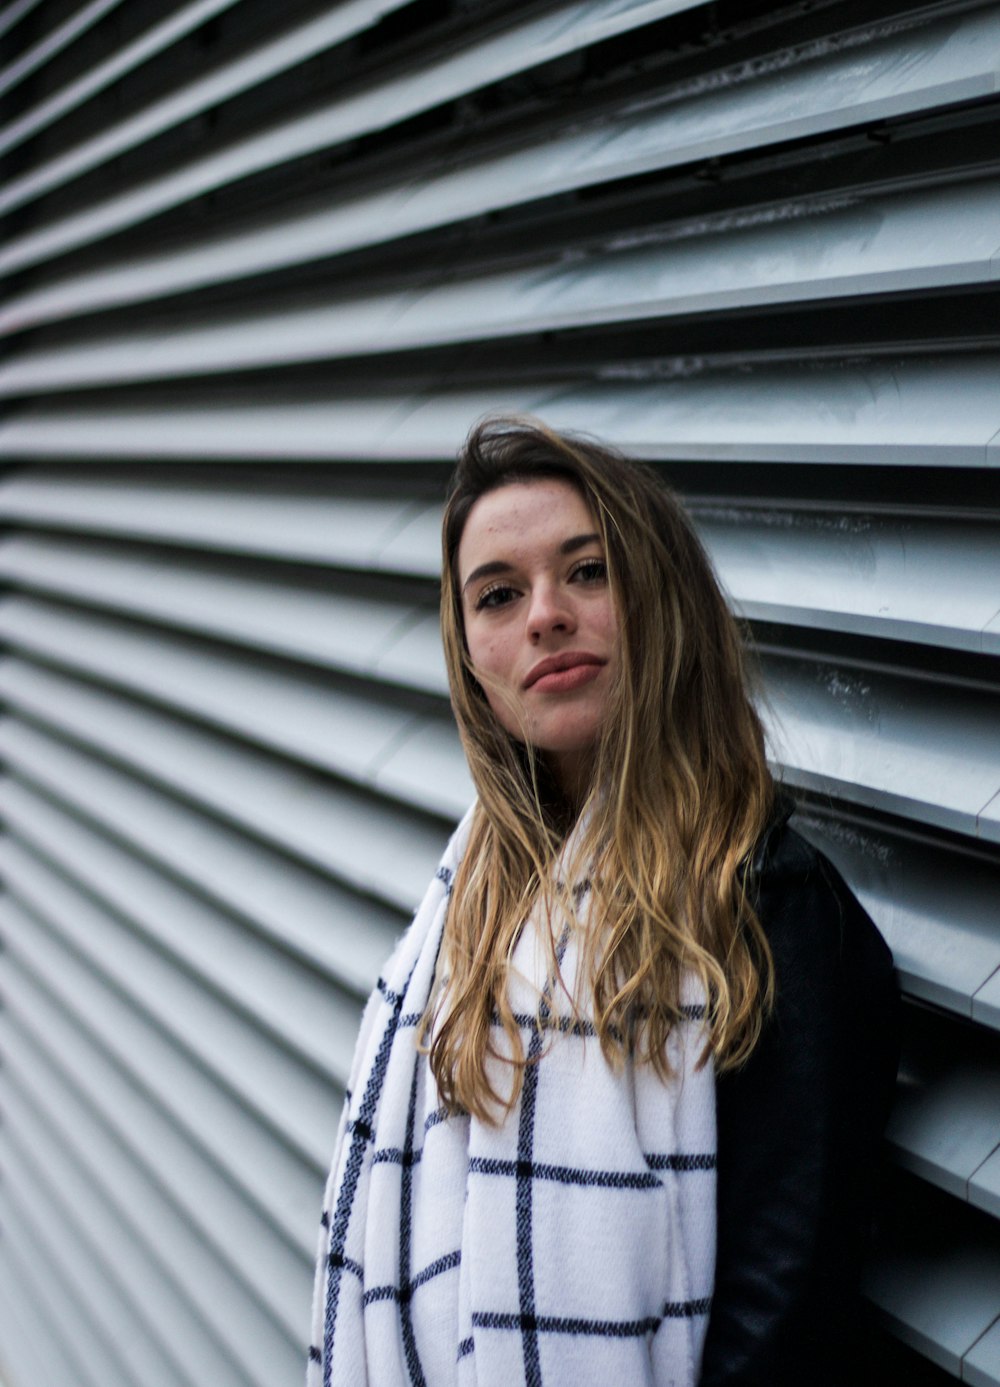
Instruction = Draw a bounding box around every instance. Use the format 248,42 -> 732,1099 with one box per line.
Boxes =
462,533 -> 601,593
463,559 -> 511,592
561,531 -> 600,554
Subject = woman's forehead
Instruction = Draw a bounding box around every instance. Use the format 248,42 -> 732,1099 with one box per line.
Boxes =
457,479 -> 597,578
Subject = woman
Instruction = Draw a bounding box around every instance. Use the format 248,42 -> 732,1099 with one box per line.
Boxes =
309,417 -> 900,1387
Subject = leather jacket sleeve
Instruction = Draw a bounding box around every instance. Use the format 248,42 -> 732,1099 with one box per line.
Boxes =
698,810 -> 901,1387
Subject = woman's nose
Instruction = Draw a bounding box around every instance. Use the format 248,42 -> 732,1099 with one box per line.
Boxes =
526,582 -> 576,640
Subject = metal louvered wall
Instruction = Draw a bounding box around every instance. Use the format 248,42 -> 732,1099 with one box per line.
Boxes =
1,0 -> 999,1383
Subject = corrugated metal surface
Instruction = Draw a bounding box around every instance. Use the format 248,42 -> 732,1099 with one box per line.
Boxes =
1,1 -> 998,1383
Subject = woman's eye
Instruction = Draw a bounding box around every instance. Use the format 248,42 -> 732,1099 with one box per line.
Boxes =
476,583 -> 517,610
571,558 -> 607,583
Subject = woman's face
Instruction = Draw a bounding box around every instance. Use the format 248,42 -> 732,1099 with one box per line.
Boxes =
457,478 -> 619,799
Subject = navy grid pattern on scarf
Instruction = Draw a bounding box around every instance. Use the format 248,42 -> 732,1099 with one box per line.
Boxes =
313,1005 -> 714,1383
309,812 -> 717,1387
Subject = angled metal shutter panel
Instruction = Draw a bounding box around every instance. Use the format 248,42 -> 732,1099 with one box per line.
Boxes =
1,2 -> 999,1385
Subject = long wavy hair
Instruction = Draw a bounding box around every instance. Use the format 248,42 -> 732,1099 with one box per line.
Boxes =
424,415 -> 775,1122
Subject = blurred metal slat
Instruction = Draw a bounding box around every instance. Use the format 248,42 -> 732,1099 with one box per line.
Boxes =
0,837 -> 343,1164
0,838 -> 334,1231
6,176 -> 1000,394
4,7 -> 1000,280
0,788 -> 366,1079
0,957 -> 319,1271
0,995 -> 312,1366
0,0 -> 419,211
6,11 -> 1000,332
0,636 -> 471,818
0,697 -> 444,911
0,532 -> 449,690
796,810 -> 1000,1027
865,1225 -> 1000,1378
0,1124 -> 191,1387
0,0 -> 124,99
0,472 -> 436,565
0,1058 -> 264,1387
4,361 -> 1000,465
0,1196 -> 129,1387
0,0 -> 242,158
0,0 -> 50,42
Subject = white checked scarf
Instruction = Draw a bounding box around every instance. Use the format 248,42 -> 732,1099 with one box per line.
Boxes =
308,806 -> 716,1387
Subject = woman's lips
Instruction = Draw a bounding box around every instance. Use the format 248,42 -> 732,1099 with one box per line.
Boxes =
531,664 -> 603,693
525,656 -> 605,693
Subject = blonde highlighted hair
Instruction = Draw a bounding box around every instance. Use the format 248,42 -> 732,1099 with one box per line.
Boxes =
425,415 -> 775,1122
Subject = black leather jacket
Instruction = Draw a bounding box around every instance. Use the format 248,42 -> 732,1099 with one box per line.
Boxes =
698,804 -> 901,1386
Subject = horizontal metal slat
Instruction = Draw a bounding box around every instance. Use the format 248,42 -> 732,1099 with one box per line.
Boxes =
0,882 -> 336,1225
0,854 -> 328,1237
976,1147 -> 1000,1224
0,629 -> 467,820
0,641 -> 470,825
977,970 -> 1000,1031
3,363 -> 999,466
0,1007 -> 310,1373
0,785 -> 364,1080
0,0 -> 415,194
0,0 -> 122,99
795,811 -> 1000,1026
0,683 -> 450,910
0,534 -> 448,692
966,1321 -> 1000,1387
0,472 -> 440,571
768,654 -> 1000,842
700,505 -> 1000,656
0,585 -> 458,817
0,633 -> 460,926
2,6 -> 998,289
2,475 -> 993,658
0,834 -> 343,1164
0,649 -> 413,987
0,1120 -> 189,1387
0,1250 -> 70,1387
865,1201 -> 1000,1379
6,176 -> 1000,394
0,0 -> 241,159
0,0 -> 49,43
0,958 -> 318,1268
0,636 -> 412,980
0,1192 -> 129,1387
374,713 -> 473,816
0,1048 -> 275,1387
0,1099 -> 303,1387
0,0 -> 712,276
889,1006 -> 1000,1204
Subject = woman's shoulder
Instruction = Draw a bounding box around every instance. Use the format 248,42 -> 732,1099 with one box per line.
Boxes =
707,795 -> 901,1387
749,797 -> 887,948
744,792 -> 899,1044
748,792 -> 831,885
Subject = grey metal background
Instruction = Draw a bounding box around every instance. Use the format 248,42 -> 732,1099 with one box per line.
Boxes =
1,1 -> 999,1383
